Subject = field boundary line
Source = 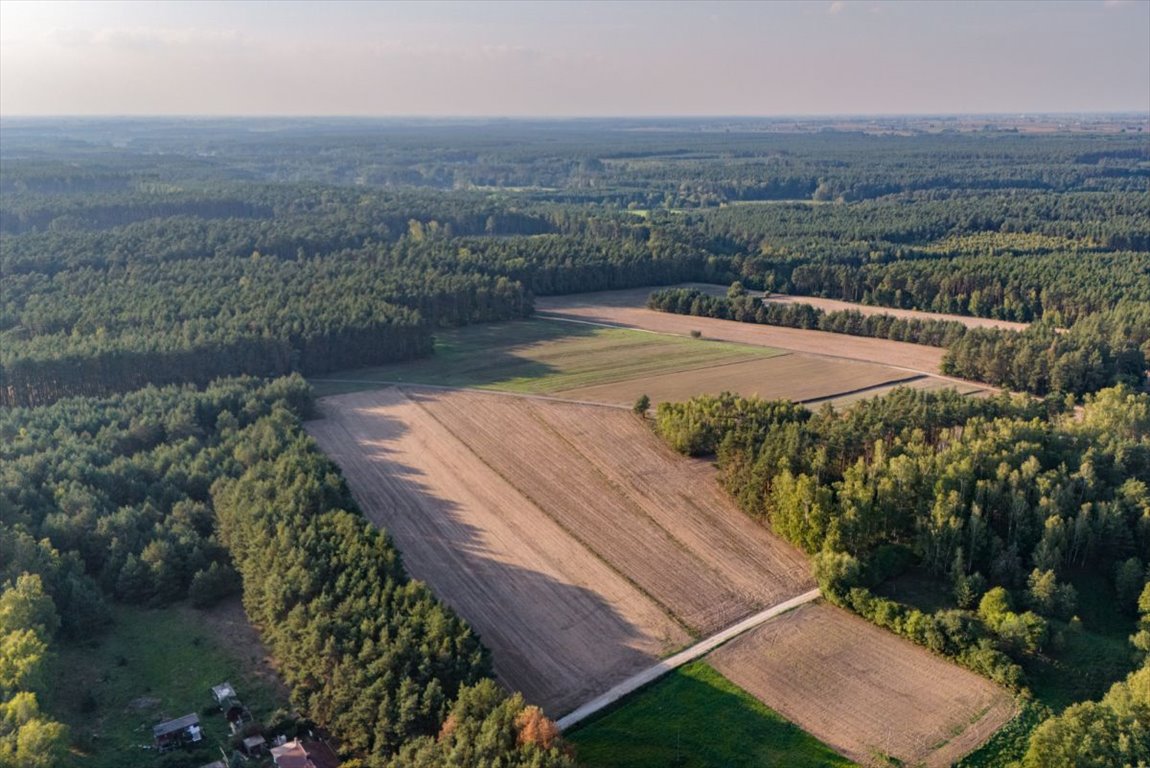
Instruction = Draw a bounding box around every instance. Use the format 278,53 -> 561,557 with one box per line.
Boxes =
797,374 -> 927,405
556,587 -> 821,731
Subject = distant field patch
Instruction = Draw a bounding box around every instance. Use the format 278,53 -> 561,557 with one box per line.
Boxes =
554,353 -> 916,407
310,318 -> 785,398
568,661 -> 854,768
708,602 -> 1016,768
536,287 -> 948,373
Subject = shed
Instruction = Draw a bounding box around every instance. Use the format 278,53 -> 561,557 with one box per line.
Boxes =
211,682 -> 238,706
153,713 -> 202,751
243,734 -> 267,757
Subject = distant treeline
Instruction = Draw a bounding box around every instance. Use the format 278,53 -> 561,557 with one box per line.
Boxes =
648,287 -> 1148,397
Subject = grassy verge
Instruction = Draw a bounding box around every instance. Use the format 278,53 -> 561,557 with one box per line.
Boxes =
310,318 -> 785,398
567,661 -> 854,768
45,601 -> 288,768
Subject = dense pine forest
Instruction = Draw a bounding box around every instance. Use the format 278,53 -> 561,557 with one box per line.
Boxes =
2,118 -> 1148,767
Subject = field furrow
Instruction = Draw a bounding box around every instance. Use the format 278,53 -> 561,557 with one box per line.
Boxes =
708,602 -> 1017,767
407,388 -> 767,632
307,387 -> 690,714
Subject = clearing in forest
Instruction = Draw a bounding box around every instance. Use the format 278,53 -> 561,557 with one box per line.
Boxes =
761,293 -> 1030,331
309,318 -> 785,398
305,386 -> 813,715
707,602 -> 1017,768
536,287 -> 949,374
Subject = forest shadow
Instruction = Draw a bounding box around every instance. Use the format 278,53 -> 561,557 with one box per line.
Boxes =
311,317 -> 607,397
317,399 -> 663,717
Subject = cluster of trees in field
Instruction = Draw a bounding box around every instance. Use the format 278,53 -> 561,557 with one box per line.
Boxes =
0,377 -> 572,766
655,385 -> 1150,759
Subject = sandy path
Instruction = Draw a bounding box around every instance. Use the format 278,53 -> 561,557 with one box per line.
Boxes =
557,588 -> 821,731
709,602 -> 1017,767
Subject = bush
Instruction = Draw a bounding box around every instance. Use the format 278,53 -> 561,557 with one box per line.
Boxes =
188,562 -> 241,609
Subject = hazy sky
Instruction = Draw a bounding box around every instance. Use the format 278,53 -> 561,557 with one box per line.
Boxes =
2,0 -> 1148,117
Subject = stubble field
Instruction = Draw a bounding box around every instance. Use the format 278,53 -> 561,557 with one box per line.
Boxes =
708,602 -> 1017,767
306,386 -> 813,715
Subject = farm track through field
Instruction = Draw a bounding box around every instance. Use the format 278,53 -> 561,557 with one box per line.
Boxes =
306,387 -> 690,714
307,386 -> 813,715
557,588 -> 822,731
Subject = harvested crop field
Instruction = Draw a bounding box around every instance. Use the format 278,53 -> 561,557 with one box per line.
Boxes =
761,294 -> 1029,331
310,318 -> 784,399
708,602 -> 1016,768
537,288 -> 948,374
306,387 -> 813,714
553,353 -> 920,407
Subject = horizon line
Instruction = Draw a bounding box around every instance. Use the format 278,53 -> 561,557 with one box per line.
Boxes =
3,110 -> 1149,121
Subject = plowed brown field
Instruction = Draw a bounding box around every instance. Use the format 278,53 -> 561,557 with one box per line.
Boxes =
708,602 -> 1017,767
306,387 -> 813,714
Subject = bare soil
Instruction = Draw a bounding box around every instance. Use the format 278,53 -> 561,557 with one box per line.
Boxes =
537,288 -> 949,374
762,294 -> 1029,331
408,387 -> 814,633
306,387 -> 813,715
553,353 -> 920,407
306,387 -> 688,715
708,602 -> 1017,768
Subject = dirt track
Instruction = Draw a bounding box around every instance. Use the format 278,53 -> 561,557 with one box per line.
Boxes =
306,386 -> 813,714
709,602 -> 1017,767
537,288 -> 948,374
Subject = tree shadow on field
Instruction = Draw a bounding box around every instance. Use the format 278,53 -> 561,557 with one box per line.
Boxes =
307,391 -> 662,719
312,318 -> 609,395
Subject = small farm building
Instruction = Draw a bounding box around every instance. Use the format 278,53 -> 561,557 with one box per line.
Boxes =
153,713 -> 203,751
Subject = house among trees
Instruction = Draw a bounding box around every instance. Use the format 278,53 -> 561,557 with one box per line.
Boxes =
152,713 -> 203,751
270,738 -> 340,768
210,681 -> 253,733
242,734 -> 267,757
